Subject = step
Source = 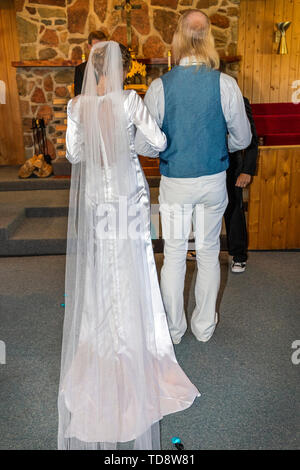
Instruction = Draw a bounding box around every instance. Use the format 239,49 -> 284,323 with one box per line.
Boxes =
263,134 -> 300,146
0,216 -> 68,256
0,210 -> 228,257
0,166 -> 71,191
52,158 -> 71,176
11,216 -> 68,240
253,115 -> 300,133
0,208 -> 25,240
251,102 -> 300,115
0,177 -> 70,191
25,206 -> 68,217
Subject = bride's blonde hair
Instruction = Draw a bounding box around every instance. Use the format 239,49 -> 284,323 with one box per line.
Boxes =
172,10 -> 219,70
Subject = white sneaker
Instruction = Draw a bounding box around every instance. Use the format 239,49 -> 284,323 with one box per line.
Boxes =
231,260 -> 246,273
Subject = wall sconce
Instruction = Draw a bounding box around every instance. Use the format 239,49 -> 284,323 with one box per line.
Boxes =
275,22 -> 292,54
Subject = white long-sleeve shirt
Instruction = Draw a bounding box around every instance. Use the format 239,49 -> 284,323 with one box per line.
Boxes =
135,57 -> 252,158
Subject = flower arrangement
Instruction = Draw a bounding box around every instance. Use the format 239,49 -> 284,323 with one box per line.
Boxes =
125,50 -> 148,93
127,60 -> 146,79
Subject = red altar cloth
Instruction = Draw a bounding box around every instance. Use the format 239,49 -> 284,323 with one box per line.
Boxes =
251,102 -> 300,146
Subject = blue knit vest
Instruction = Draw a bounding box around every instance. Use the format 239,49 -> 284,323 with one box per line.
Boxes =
160,65 -> 229,178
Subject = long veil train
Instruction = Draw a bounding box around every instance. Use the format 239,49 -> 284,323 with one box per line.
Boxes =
58,41 -> 200,450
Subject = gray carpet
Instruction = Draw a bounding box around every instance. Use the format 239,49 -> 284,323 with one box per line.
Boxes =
0,252 -> 299,450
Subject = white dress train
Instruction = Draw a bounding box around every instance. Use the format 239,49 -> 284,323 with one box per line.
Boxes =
58,87 -> 200,449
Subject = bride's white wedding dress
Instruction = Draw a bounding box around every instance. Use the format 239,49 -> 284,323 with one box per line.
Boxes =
58,42 -> 199,450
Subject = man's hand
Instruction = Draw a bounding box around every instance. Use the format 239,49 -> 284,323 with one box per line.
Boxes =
235,173 -> 251,188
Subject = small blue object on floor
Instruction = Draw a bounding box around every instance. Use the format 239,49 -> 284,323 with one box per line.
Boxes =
0,252 -> 299,450
60,303 -> 65,307
172,437 -> 184,450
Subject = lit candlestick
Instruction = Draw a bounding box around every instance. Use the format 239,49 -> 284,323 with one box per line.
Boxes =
168,50 -> 171,71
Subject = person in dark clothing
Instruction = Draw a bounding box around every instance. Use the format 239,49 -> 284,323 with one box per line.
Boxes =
74,30 -> 107,96
224,96 -> 258,273
187,97 -> 258,269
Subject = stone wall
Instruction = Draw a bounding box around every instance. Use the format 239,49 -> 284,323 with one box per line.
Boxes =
15,0 -> 240,61
16,67 -> 73,160
14,0 -> 240,161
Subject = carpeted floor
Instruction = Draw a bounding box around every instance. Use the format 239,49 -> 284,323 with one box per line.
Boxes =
0,252 -> 299,450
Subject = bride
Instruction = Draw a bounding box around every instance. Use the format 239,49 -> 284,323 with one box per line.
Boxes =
58,41 -> 199,450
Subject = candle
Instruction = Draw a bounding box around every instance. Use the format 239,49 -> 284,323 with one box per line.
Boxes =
168,50 -> 171,71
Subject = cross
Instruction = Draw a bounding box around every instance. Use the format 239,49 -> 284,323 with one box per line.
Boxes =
115,0 -> 141,50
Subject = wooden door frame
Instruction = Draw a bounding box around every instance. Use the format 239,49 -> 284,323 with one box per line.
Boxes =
0,0 -> 24,165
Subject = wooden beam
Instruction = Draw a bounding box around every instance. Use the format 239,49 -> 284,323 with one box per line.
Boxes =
11,60 -> 81,68
11,56 -> 242,68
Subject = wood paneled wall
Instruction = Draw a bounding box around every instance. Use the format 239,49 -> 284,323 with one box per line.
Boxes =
237,0 -> 300,103
248,146 -> 300,249
0,0 -> 24,165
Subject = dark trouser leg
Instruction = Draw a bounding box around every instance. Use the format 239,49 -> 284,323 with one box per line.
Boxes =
224,168 -> 248,263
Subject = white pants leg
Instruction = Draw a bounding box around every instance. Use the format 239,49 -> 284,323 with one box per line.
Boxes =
159,197 -> 193,342
159,172 -> 228,342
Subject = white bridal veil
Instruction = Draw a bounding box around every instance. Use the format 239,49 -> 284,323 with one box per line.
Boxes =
58,41 -> 199,450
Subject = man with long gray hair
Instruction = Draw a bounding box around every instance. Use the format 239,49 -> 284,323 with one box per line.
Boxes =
135,10 -> 251,344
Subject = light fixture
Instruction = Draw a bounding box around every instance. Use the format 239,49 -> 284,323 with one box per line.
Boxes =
275,22 -> 292,54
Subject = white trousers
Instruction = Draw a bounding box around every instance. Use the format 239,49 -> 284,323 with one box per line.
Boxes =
159,171 -> 228,342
